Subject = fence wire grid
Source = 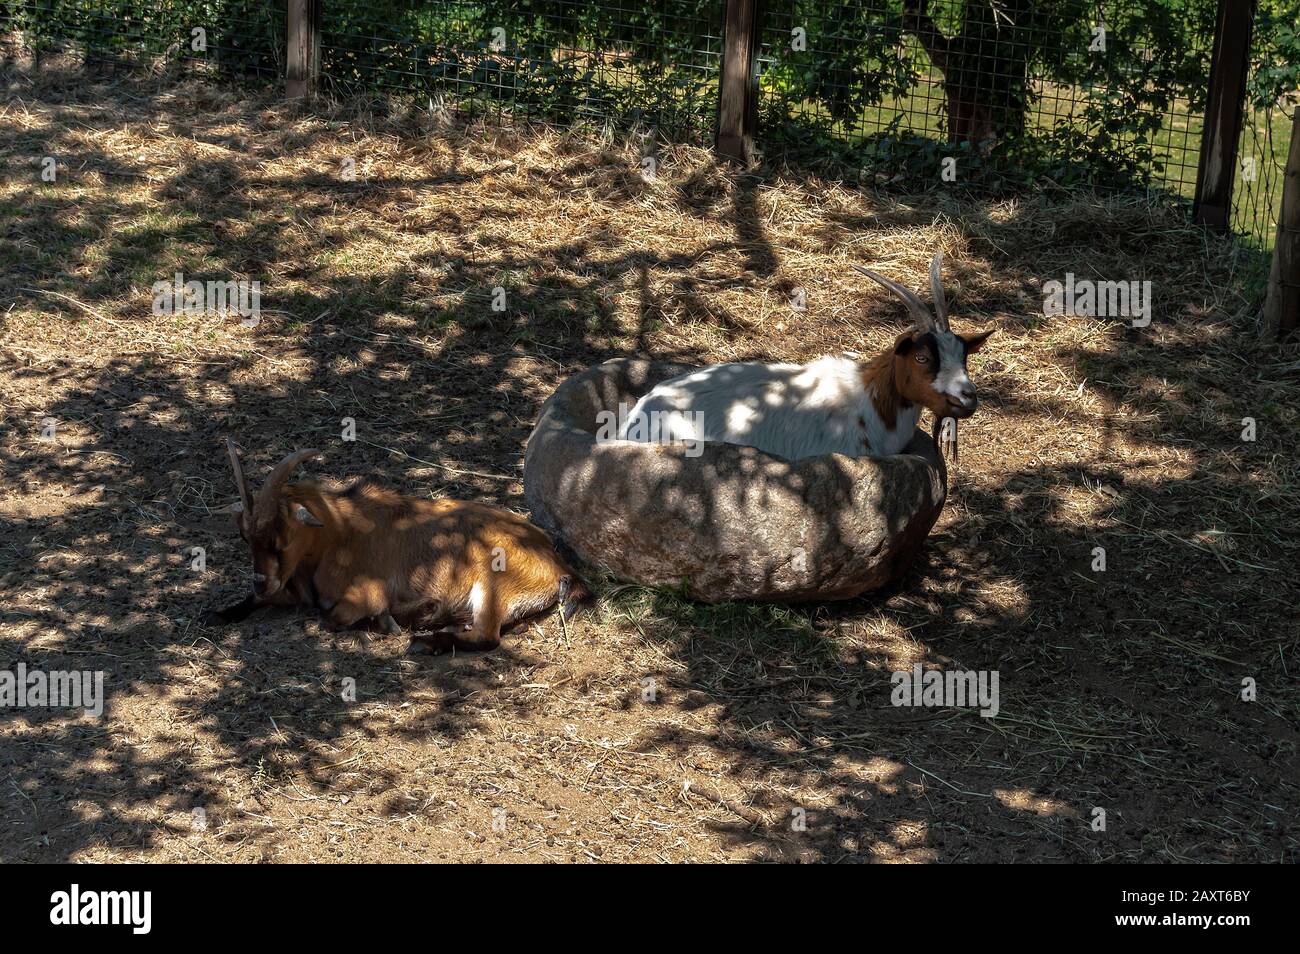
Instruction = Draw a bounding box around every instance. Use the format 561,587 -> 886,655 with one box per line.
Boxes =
1,0 -> 1291,250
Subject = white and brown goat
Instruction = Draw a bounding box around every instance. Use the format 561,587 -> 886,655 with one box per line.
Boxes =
206,442 -> 588,653
619,252 -> 993,461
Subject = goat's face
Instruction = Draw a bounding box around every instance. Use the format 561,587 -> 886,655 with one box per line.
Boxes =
234,498 -> 325,599
236,512 -> 288,600
225,444 -> 325,600
853,251 -> 995,422
893,327 -> 993,420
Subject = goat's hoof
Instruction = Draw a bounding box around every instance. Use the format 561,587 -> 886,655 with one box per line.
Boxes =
405,639 -> 442,657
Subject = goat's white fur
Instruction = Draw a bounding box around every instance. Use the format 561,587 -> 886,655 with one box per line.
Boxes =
620,251 -> 984,462
931,332 -> 975,403
619,354 -> 922,461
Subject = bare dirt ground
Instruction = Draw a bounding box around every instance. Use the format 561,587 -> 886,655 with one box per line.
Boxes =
2,55 -> 1298,863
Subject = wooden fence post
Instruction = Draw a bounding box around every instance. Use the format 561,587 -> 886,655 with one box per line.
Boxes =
286,0 -> 321,98
716,0 -> 760,163
1193,0 -> 1257,230
1261,106 -> 1300,339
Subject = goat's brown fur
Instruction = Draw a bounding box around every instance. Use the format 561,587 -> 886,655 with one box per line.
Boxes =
858,347 -> 908,429
860,328 -> 993,425
209,448 -> 588,654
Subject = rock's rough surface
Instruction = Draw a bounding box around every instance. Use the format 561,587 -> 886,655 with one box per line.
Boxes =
524,358 -> 948,603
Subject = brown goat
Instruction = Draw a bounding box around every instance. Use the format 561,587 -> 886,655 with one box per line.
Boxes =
206,441 -> 589,653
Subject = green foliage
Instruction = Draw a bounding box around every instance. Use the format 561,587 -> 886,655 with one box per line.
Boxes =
3,0 -> 1294,188
315,0 -> 720,137
758,0 -> 1225,190
1250,0 -> 1300,110
2,0 -> 282,75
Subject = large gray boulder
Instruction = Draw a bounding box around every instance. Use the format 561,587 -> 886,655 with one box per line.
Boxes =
523,358 -> 947,603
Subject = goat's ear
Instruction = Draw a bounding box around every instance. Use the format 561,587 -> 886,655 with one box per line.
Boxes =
893,332 -> 916,355
962,328 -> 994,354
293,503 -> 324,527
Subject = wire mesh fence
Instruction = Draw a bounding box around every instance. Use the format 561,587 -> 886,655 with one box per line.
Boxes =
757,2 -> 1216,198
1235,103 -> 1290,251
1,0 -> 1291,251
2,1 -> 282,79
313,1 -> 724,139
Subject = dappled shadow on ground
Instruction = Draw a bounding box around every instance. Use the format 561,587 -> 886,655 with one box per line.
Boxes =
0,55 -> 1296,862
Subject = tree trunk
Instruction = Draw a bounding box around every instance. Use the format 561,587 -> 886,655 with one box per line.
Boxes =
903,0 -> 1031,147
945,80 -> 1000,143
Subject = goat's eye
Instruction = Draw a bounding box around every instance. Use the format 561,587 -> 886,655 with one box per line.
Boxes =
914,352 -> 929,364
252,573 -> 267,583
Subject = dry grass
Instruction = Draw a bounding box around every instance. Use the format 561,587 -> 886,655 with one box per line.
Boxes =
1,48 -> 1298,862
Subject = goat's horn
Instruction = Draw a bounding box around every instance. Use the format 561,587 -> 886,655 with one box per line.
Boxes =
226,439 -> 254,522
851,263 -> 934,331
253,448 -> 322,530
929,251 -> 950,331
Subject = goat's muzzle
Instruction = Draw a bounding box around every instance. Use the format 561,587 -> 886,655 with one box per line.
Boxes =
252,573 -> 281,600
946,391 -> 978,418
